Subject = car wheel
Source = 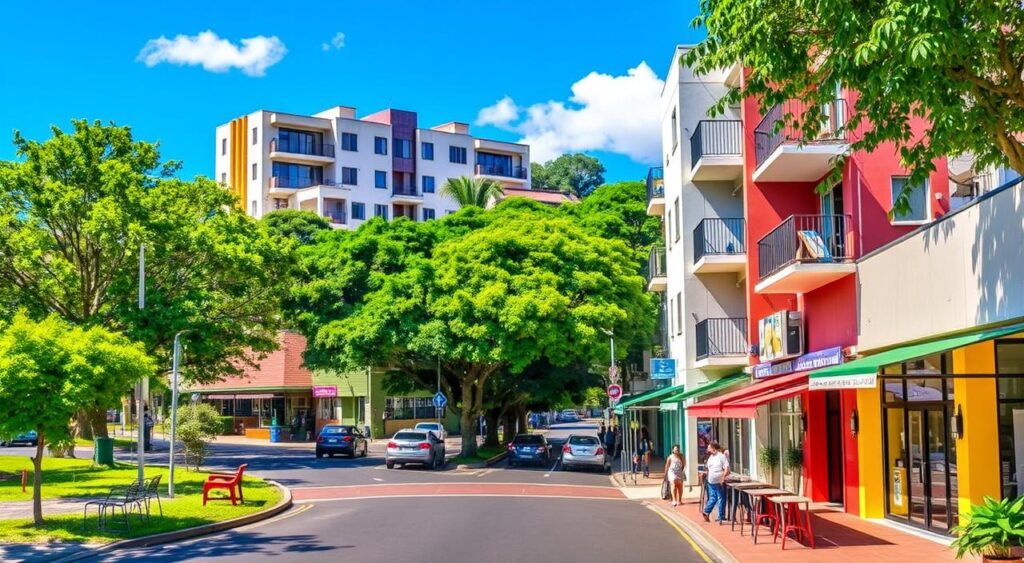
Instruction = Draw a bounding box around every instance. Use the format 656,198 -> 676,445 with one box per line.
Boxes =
426,457 -> 436,471
386,461 -> 394,469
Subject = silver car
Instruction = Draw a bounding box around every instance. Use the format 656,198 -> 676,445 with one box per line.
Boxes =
561,434 -> 609,472
414,422 -> 446,441
386,430 -> 446,470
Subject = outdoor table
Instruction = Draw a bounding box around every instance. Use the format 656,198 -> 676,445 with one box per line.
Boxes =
769,494 -> 816,550
726,482 -> 767,533
742,488 -> 788,543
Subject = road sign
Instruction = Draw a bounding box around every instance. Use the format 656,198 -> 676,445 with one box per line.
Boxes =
607,384 -> 623,401
650,358 -> 676,380
608,365 -> 619,382
432,391 -> 448,409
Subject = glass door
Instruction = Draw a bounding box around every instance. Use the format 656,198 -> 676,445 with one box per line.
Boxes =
898,406 -> 955,533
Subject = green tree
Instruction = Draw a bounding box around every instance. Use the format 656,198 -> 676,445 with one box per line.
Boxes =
440,176 -> 504,208
0,121 -> 295,437
686,0 -> 1024,214
564,181 -> 663,267
532,154 -> 606,197
0,312 -> 154,525
261,209 -> 331,245
175,402 -> 222,470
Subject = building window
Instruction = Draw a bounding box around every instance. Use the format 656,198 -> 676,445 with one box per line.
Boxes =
252,163 -> 257,180
673,198 -> 681,242
666,210 -> 673,248
317,397 -> 338,421
668,297 -> 674,336
422,208 -> 436,221
278,128 -> 326,156
375,170 -> 387,189
394,139 -> 412,159
675,291 -> 682,335
221,138 -> 227,155
374,204 -> 388,219
220,173 -> 227,184
250,201 -> 257,216
374,136 -> 388,155
384,397 -> 438,420
271,162 -> 323,188
252,127 -> 257,145
997,341 -> 1024,501
891,176 -> 929,223
273,198 -> 288,210
422,176 -> 435,193
351,202 -> 365,220
671,107 -> 678,152
342,167 -> 358,186
449,146 -> 467,164
446,209 -> 456,215
342,132 -> 358,152
422,142 -> 434,160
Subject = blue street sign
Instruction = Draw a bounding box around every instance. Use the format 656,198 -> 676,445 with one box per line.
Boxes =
650,358 -> 676,380
432,391 -> 448,409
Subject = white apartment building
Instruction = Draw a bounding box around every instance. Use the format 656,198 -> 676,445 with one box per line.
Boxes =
215,106 -> 530,227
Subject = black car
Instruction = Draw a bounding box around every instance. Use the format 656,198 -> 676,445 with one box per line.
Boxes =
507,434 -> 550,467
316,425 -> 369,458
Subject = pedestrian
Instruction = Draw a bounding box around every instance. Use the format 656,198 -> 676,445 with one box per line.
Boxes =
305,410 -> 315,441
291,413 -> 302,440
638,427 -> 653,478
143,407 -> 155,452
613,425 -> 622,459
599,423 -> 606,441
663,444 -> 685,507
702,441 -> 731,523
602,425 -> 615,455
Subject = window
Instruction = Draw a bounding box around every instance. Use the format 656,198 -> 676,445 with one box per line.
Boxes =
666,210 -> 673,247
668,297 -> 674,336
374,136 -> 388,155
271,162 -> 323,188
278,128 -> 326,156
220,172 -> 227,184
422,208 -> 436,221
251,163 -> 257,180
446,209 -> 456,215
250,201 -> 257,216
342,132 -> 358,152
673,198 -> 681,242
422,142 -> 434,160
273,198 -> 288,210
221,138 -> 227,155
342,167 -> 358,186
375,170 -> 387,189
671,107 -> 678,151
394,139 -> 412,159
891,176 -> 929,223
449,146 -> 467,164
252,127 -> 257,145
317,399 -> 339,421
351,202 -> 365,220
997,342 -> 1024,500
476,152 -> 513,177
675,291 -> 682,335
374,204 -> 388,219
384,397 -> 438,420
422,176 -> 435,193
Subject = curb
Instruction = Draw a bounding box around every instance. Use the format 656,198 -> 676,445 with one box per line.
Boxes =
646,502 -> 738,563
455,451 -> 508,470
55,480 -> 293,562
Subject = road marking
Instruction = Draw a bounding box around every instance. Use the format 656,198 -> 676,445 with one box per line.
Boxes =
549,459 -> 560,472
372,477 -> 383,482
290,481 -> 618,491
647,505 -> 714,563
242,502 -> 315,530
294,494 -> 628,504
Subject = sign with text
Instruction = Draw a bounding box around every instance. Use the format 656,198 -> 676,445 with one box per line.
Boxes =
607,384 -> 623,401
754,346 -> 843,379
650,358 -> 676,380
808,372 -> 877,390
312,385 -> 337,398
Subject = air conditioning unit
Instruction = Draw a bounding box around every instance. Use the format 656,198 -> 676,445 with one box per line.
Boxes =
758,310 -> 804,363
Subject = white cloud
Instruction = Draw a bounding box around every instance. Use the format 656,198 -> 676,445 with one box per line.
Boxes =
476,62 -> 664,164
137,30 -> 286,77
321,32 -> 345,52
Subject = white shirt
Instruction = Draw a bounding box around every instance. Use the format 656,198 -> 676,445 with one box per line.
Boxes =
706,452 -> 730,484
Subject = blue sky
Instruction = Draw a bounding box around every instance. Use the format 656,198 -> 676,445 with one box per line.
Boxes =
0,1 -> 705,183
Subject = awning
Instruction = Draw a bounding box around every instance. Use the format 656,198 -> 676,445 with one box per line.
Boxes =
808,320 -> 1024,390
687,371 -> 807,418
613,382 -> 686,414
660,373 -> 747,405
206,393 -> 276,400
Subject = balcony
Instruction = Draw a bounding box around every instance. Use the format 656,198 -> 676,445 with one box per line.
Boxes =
475,164 -> 528,181
695,318 -> 749,370
693,218 -> 746,275
391,186 -> 423,204
324,210 -> 347,228
647,246 -> 667,292
753,99 -> 850,182
646,167 -> 665,215
269,176 -> 348,196
690,120 -> 743,181
269,137 -> 335,164
755,214 -> 856,294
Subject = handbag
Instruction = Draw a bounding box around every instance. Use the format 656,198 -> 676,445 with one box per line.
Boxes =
661,478 -> 672,500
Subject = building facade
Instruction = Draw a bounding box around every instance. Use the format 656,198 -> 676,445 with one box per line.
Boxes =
215,106 -> 530,226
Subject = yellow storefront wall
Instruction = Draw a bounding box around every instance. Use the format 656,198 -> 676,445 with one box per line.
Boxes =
952,341 -> 1001,522
856,385 -> 885,519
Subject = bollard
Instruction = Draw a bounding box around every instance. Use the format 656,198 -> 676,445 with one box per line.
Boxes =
21,469 -> 27,493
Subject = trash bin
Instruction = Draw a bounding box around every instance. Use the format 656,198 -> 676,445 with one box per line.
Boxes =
94,437 -> 114,466
269,426 -> 282,443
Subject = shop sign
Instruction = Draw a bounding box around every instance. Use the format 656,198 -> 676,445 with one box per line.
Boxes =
754,346 -> 843,379
312,385 -> 337,398
808,372 -> 878,390
650,358 -> 676,380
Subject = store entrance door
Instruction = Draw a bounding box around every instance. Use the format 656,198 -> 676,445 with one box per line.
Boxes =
885,401 -> 957,534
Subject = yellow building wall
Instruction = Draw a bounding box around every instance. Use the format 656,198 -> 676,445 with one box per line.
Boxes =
228,116 -> 248,208
857,385 -> 886,518
952,341 -> 1001,521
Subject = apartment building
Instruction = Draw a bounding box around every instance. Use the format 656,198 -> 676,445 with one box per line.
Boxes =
215,106 -> 530,226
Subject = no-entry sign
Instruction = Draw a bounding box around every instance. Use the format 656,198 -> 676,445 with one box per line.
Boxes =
607,384 -> 623,401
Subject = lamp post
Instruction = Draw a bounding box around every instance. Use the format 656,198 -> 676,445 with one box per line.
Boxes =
602,328 -> 616,383
168,330 -> 189,498
137,244 -> 146,484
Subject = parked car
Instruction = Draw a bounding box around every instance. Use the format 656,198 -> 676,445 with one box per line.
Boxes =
557,409 -> 580,423
1,431 -> 39,447
414,422 -> 446,441
507,434 -> 550,467
315,425 -> 369,459
386,430 -> 446,470
561,434 -> 609,473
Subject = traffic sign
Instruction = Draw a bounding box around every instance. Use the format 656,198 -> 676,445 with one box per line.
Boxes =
650,358 -> 676,380
608,365 -> 619,382
607,384 -> 623,401
432,391 -> 448,409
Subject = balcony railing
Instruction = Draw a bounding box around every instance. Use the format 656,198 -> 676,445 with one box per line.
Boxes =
690,120 -> 742,170
269,176 -> 337,189
695,318 -> 748,361
647,167 -> 664,201
693,218 -> 745,262
324,211 -> 347,225
647,246 -> 667,281
754,99 -> 848,169
269,137 -> 335,158
475,164 -> 527,179
392,186 -> 421,198
757,214 -> 852,280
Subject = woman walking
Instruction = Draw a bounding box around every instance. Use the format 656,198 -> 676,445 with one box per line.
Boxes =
663,444 -> 685,507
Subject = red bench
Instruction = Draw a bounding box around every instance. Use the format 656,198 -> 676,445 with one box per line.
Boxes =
202,464 -> 247,506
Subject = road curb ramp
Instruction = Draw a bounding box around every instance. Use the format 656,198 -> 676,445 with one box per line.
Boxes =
646,501 -> 738,563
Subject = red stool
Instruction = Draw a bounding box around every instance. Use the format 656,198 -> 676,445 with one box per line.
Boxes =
772,496 -> 816,550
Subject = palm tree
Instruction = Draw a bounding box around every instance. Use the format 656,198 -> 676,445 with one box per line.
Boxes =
440,176 -> 504,208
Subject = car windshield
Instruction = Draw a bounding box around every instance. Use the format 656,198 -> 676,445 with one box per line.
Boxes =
568,436 -> 599,446
322,427 -> 353,435
416,424 -> 440,430
513,435 -> 544,445
394,432 -> 427,441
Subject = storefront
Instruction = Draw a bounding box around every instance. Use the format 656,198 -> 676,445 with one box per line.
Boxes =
659,373 -> 747,480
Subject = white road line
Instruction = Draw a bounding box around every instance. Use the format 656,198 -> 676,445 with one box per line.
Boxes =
372,477 -> 384,482
294,494 -> 627,504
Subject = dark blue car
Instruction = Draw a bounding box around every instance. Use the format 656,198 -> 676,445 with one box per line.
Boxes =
316,425 -> 368,459
507,434 -> 550,467
1,431 -> 38,447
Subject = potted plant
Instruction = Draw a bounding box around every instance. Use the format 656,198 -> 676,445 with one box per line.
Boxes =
951,496 -> 1024,562
784,446 -> 803,493
758,446 -> 779,484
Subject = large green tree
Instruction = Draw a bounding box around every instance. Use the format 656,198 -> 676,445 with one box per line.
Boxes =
0,121 -> 295,437
261,209 -> 331,245
563,181 -> 663,267
0,313 -> 154,525
531,154 -> 606,197
687,0 -> 1024,213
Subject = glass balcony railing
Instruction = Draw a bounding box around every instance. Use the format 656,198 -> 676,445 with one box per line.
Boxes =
475,164 -> 527,179
269,137 -> 335,158
647,167 -> 664,201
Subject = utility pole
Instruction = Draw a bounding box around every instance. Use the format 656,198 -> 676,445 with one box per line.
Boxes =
168,331 -> 188,498
137,244 -> 146,484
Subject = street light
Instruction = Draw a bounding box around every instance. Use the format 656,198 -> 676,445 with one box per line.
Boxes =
137,244 -> 146,485
168,330 -> 191,498
601,328 -> 616,383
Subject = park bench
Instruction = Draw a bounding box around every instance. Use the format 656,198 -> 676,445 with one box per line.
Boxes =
202,464 -> 247,506
82,480 -> 146,532
142,474 -> 163,517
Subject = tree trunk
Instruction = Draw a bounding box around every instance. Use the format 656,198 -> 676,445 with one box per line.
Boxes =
484,408 -> 501,447
502,412 -> 517,443
516,405 -> 528,437
32,430 -> 45,525
459,381 -> 478,458
75,411 -> 94,441
86,407 -> 109,439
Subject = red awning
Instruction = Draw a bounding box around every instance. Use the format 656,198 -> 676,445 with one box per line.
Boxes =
687,371 -> 808,419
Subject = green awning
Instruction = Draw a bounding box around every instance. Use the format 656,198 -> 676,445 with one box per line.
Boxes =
660,372 -> 748,405
613,382 -> 685,414
809,321 -> 1024,390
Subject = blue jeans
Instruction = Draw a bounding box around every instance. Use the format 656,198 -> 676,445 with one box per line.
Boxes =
704,482 -> 726,521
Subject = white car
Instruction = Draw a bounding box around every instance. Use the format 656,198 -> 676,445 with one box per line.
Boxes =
414,422 -> 446,441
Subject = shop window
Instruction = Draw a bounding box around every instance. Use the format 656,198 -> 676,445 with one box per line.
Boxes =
769,398 -> 805,491
384,397 -> 438,420
318,398 -> 338,420
997,341 -> 1024,499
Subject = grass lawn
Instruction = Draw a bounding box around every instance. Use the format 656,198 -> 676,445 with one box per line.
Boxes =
451,445 -> 506,466
0,456 -> 281,544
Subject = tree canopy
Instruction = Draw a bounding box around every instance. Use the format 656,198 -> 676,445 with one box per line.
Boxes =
261,209 -> 331,245
686,0 -> 1024,213
564,181 -> 663,267
531,153 -> 606,197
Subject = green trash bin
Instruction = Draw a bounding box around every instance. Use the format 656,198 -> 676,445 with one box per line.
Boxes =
94,437 -> 114,466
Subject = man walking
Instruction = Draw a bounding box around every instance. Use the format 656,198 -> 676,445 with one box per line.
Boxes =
702,441 -> 730,523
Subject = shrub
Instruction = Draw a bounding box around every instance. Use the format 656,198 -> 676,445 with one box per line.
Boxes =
175,403 -> 221,470
758,446 -> 779,479
217,416 -> 235,435
951,496 -> 1024,560
784,446 -> 803,470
